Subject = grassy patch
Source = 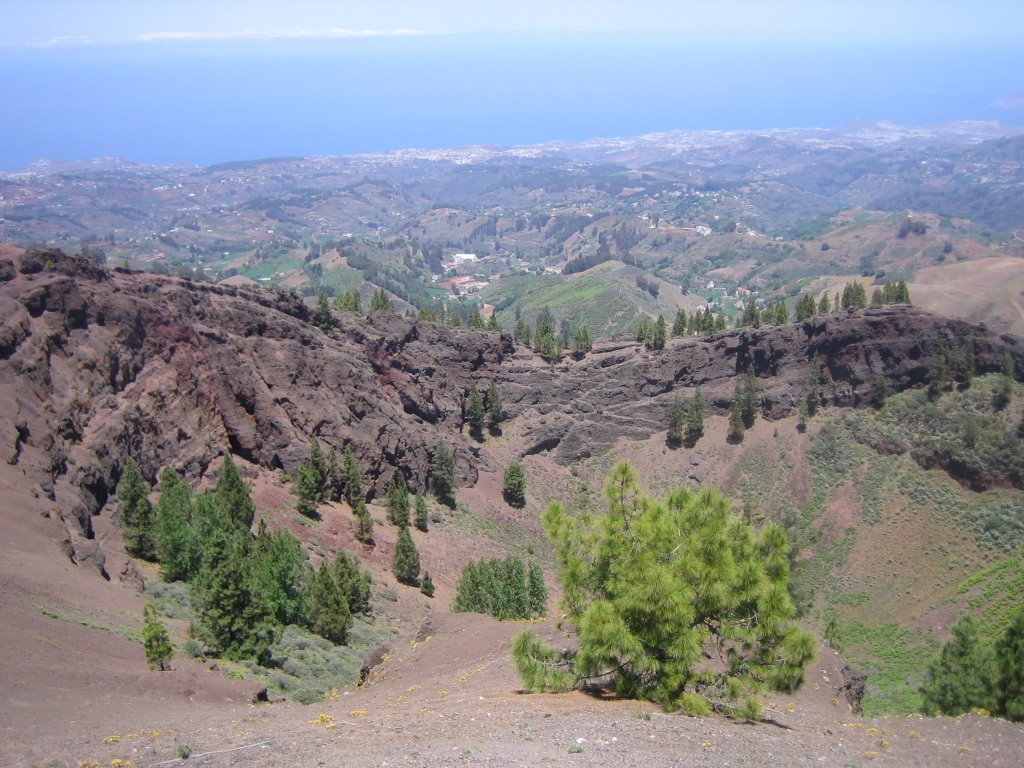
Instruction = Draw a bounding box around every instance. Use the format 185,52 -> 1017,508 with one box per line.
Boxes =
840,621 -> 940,716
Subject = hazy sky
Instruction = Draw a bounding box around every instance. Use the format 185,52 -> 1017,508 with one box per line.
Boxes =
2,1 -> 1023,167
5,0 -> 1024,47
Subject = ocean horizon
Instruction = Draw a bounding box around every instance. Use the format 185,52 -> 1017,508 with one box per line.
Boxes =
2,33 -> 1022,170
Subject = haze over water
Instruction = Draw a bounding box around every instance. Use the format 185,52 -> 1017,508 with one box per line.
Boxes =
2,32 -> 1023,170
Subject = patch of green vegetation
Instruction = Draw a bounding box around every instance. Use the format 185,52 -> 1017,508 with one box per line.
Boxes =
144,579 -> 193,621
249,621 -> 392,703
482,266 -> 665,336
841,621 -> 940,715
955,558 -> 1024,640
241,255 -> 306,281
450,505 -> 547,563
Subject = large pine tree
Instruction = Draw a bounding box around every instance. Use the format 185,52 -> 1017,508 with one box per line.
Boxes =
215,454 -> 254,530
118,456 -> 155,560
919,615 -> 997,716
513,462 -> 814,714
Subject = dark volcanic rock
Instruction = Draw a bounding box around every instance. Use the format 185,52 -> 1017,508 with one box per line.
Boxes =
498,305 -> 1024,464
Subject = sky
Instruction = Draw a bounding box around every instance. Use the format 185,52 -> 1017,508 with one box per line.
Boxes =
2,1 -> 1023,168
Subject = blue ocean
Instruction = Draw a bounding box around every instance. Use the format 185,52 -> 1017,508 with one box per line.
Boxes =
1,32 -> 1022,169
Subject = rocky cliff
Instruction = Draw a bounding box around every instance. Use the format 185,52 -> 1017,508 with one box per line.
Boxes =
3,247 -> 1023,575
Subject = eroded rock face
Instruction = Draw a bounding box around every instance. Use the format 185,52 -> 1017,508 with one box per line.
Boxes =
2,248 -> 1023,570
496,305 -> 1024,465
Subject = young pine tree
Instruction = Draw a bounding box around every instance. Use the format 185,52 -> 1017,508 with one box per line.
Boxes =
313,291 -> 334,330
118,456 -> 156,560
386,471 -> 410,527
431,442 -> 456,508
352,498 -> 374,545
307,562 -> 353,645
806,354 -> 822,417
672,308 -> 687,337
685,387 -> 705,446
325,447 -> 344,502
666,399 -> 685,448
414,494 -> 429,532
466,384 -> 486,441
392,527 -> 421,586
142,604 -> 174,671
502,461 -> 527,508
342,446 -> 365,507
651,315 -> 667,351
728,398 -> 745,444
487,381 -> 504,434
420,571 -> 435,598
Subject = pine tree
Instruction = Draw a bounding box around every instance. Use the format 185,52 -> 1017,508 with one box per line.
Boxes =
414,494 -> 429,532
392,527 -> 421,585
487,381 -> 504,434
513,462 -> 814,713
386,471 -> 410,527
806,354 -> 821,417
666,398 -> 685,448
527,562 -> 547,616
313,290 -> 334,330
420,571 -> 435,598
572,325 -> 592,358
153,467 -> 199,582
342,446 -> 365,507
773,301 -> 789,324
672,308 -> 688,337
996,609 -> 1024,721
308,437 -> 326,491
685,387 -> 705,446
308,562 -> 353,645
995,353 -> 1014,409
503,461 -> 527,508
142,604 -> 174,671
431,442 -> 456,508
333,288 -> 361,314
369,288 -> 395,313
872,374 -> 888,409
920,614 -> 998,716
651,315 -> 667,351
728,397 -> 745,443
191,526 -> 275,660
215,454 -> 254,530
466,384 -> 485,441
331,550 -> 372,616
251,522 -> 311,627
352,498 -> 374,545
325,447 -> 344,502
841,282 -> 867,310
795,293 -> 816,321
817,293 -> 831,315
118,456 -> 156,560
486,313 -> 502,332
928,346 -> 949,402
295,462 -> 324,518
740,364 -> 759,428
